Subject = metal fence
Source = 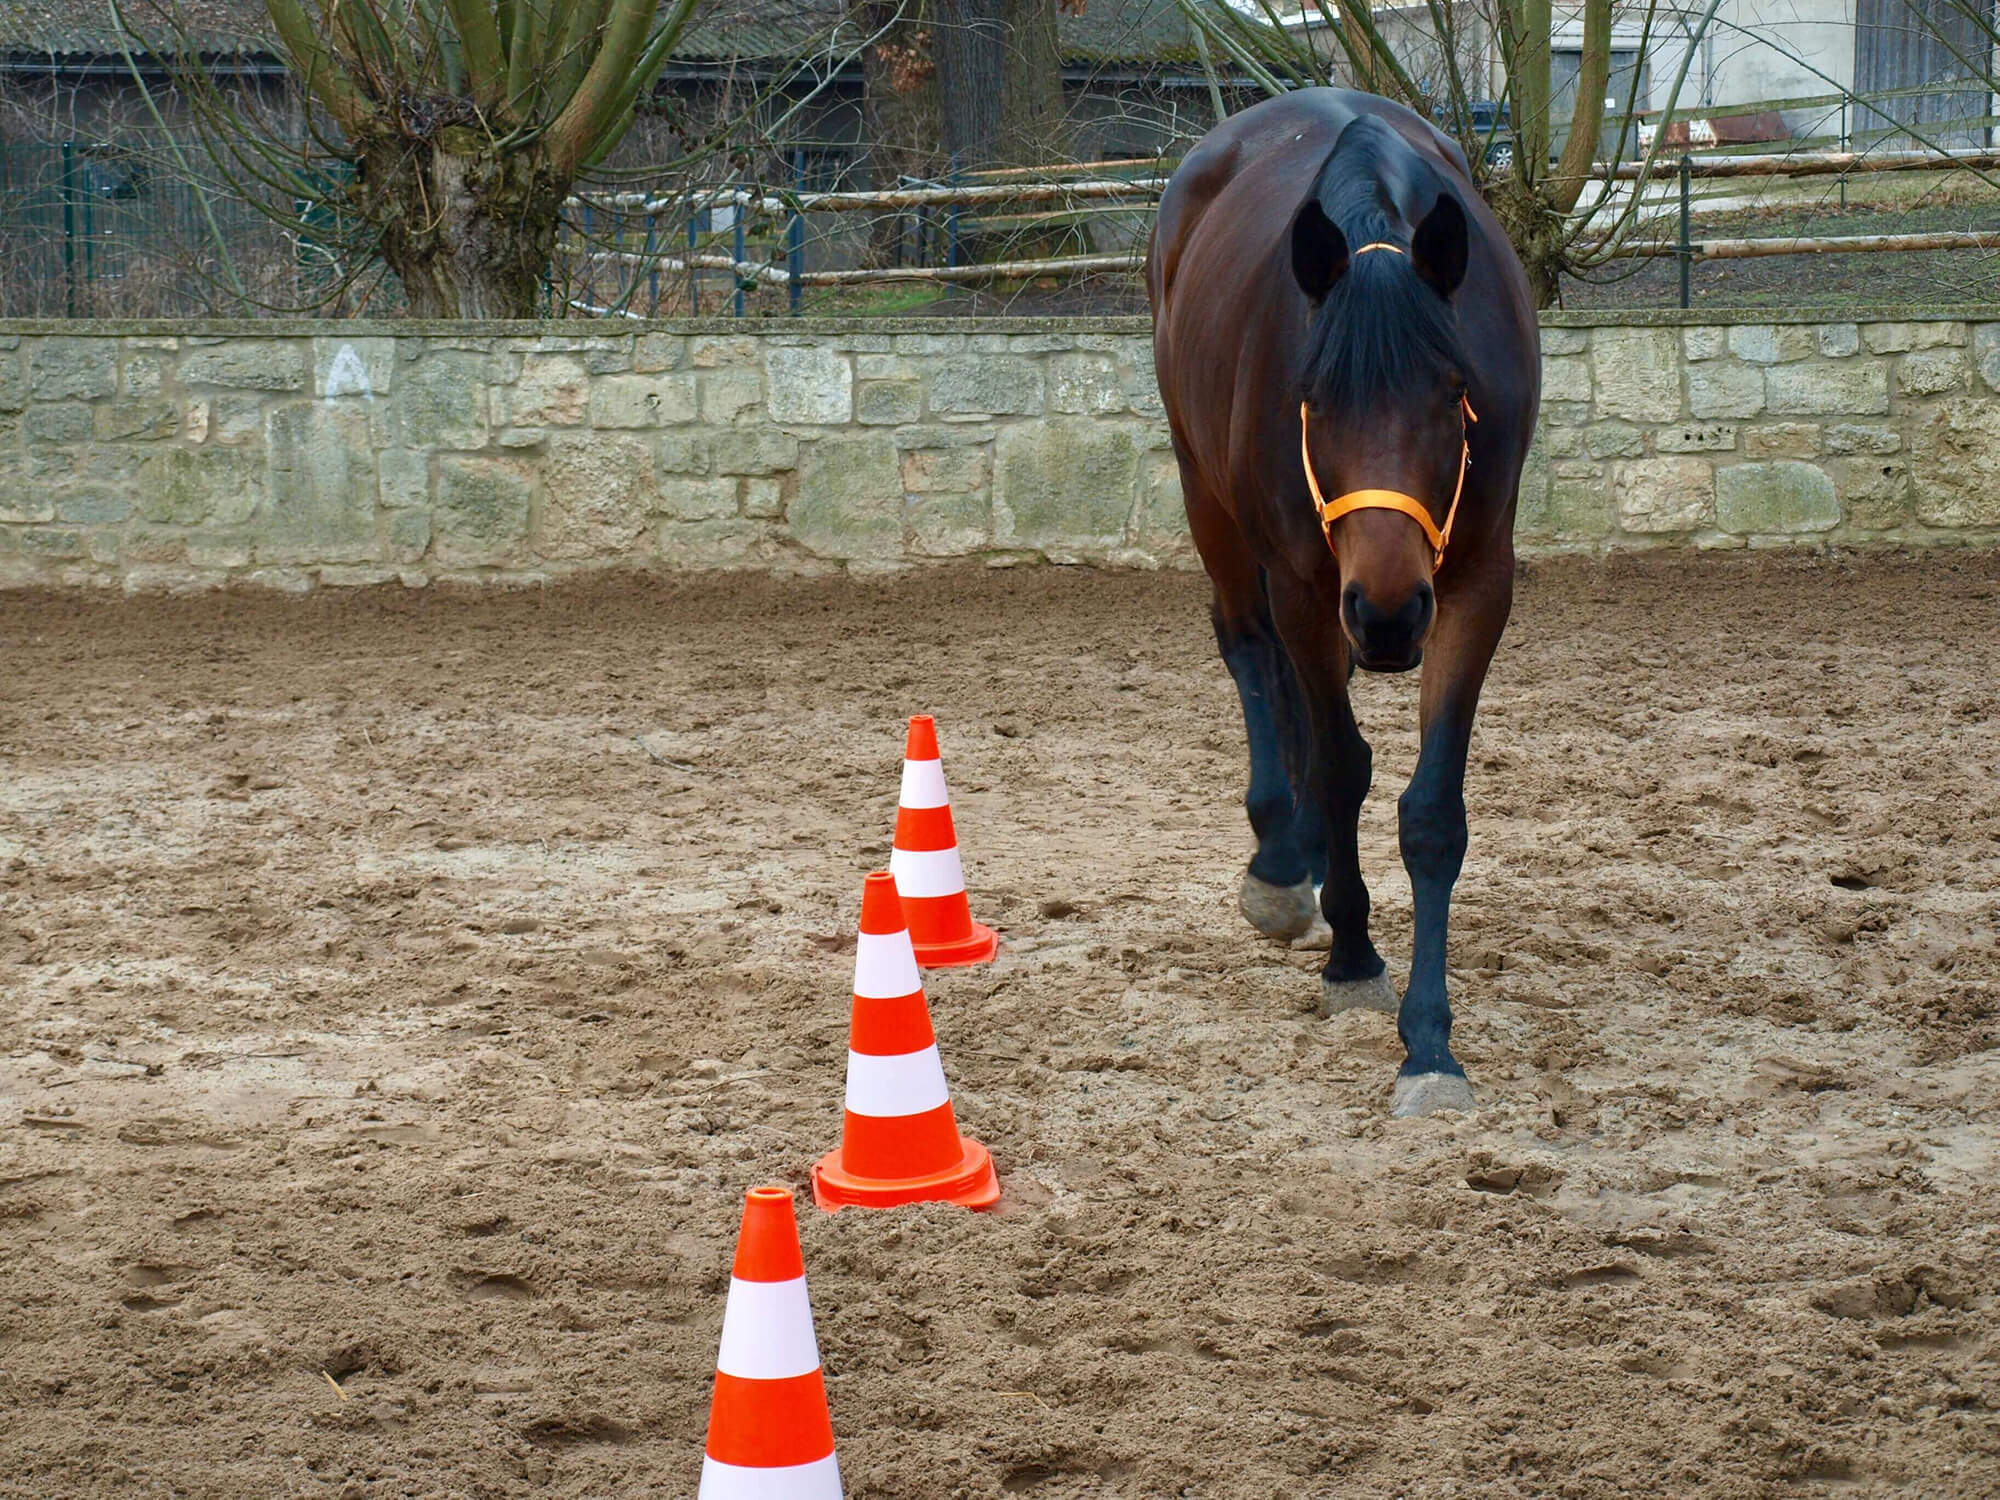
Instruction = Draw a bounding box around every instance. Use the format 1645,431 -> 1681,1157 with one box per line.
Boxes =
0,137 -> 1131,318
0,141 -> 314,317
552,155 -> 1167,318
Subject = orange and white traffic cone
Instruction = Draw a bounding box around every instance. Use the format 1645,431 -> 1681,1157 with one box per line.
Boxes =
890,714 -> 998,968
698,1186 -> 843,1499
811,871 -> 1000,1212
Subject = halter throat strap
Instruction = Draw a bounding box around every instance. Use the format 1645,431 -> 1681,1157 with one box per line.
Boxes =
1299,394 -> 1477,570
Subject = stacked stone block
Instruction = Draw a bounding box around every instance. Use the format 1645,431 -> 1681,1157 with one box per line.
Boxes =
1522,314 -> 2000,549
1,311 -> 1995,592
0,322 -> 1180,590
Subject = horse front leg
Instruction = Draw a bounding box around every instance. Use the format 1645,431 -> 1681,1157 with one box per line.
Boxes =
1213,590 -> 1322,942
1391,567 -> 1512,1117
1266,574 -> 1394,1014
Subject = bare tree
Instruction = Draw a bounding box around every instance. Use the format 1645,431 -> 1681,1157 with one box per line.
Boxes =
120,0 -> 711,316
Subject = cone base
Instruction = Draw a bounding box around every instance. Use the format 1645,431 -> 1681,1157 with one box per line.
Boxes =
908,922 -> 998,969
810,1134 -> 1000,1212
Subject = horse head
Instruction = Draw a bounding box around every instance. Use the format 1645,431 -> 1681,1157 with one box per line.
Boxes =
1292,186 -> 1472,674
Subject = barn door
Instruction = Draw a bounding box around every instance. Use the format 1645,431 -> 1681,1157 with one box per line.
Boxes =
1854,0 -> 1992,148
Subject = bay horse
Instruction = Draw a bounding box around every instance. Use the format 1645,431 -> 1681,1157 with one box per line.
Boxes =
1146,89 -> 1540,1116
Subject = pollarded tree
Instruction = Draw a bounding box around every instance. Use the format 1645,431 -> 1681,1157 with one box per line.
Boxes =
131,0 -> 705,316
275,0 -> 710,316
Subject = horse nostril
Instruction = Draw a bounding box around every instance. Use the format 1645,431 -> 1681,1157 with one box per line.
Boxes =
1411,581 -> 1435,633
1341,581 -> 1368,631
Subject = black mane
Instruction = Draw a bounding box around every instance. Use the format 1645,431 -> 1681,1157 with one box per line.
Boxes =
1296,118 -> 1467,418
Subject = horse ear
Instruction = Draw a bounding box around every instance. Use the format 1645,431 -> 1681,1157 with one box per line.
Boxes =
1411,192 -> 1469,299
1290,198 -> 1349,303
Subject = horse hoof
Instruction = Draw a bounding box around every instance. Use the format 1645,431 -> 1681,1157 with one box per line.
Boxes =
1389,1071 -> 1478,1118
1289,909 -> 1333,951
1239,872 -> 1317,941
1320,972 -> 1398,1015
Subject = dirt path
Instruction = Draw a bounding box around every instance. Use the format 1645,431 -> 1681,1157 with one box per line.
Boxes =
2,554 -> 1996,1499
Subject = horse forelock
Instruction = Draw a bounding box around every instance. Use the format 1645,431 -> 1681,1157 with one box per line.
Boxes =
1295,121 -> 1467,421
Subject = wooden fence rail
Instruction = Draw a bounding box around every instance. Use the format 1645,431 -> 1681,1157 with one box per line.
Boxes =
567,148 -> 2000,221
562,244 -> 1144,285
1608,146 -> 2000,181
1612,228 -> 2000,261
570,225 -> 1998,286
558,143 -> 2000,304
574,177 -> 1169,218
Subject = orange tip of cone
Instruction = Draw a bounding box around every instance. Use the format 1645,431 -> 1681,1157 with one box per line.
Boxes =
858,871 -> 906,937
730,1186 -> 806,1282
904,714 -> 940,762
910,922 -> 999,968
810,1135 -> 1000,1212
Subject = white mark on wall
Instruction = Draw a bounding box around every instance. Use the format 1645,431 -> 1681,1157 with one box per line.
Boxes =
323,343 -> 373,399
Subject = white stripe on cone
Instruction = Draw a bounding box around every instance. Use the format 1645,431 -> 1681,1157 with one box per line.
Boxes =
844,1044 -> 952,1117
700,1453 -> 844,1500
714,1276 -> 822,1382
889,845 -> 966,900
898,757 -> 950,810
852,930 -> 923,1001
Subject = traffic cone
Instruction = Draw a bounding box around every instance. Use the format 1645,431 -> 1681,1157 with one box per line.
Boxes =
811,872 -> 1000,1212
699,1186 -> 843,1500
890,714 -> 998,968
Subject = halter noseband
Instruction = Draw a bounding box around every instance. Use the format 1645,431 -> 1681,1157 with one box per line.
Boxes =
1298,241 -> 1477,571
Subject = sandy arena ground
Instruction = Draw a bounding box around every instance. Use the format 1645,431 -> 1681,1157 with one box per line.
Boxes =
2,554 -> 1997,1499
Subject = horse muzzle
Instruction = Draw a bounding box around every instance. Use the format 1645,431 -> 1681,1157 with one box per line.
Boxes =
1342,580 -> 1434,673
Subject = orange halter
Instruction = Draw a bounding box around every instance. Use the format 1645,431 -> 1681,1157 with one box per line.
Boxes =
1298,242 -> 1478,571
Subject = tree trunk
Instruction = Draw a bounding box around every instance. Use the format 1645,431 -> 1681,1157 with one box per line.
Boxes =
1547,0 -> 1611,213
1486,176 -> 1566,307
1511,0 -> 1552,178
360,125 -> 564,317
853,0 -> 945,267
931,0 -> 1007,169
930,0 -> 1070,260
999,0 -> 1064,166
931,0 -> 1065,169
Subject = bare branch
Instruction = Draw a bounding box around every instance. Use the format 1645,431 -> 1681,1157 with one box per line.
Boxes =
263,0 -> 378,135
441,0 -> 512,117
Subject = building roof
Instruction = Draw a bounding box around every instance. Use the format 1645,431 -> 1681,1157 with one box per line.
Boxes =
0,0 -> 1202,68
1063,0 -> 1203,66
678,0 -> 1201,66
0,0 -> 268,56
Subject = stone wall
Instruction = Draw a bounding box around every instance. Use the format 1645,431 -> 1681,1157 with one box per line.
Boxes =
0,311 -> 1994,592
1528,315 -> 2000,548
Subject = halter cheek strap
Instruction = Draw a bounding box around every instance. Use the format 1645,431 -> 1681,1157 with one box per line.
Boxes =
1300,395 -> 1476,571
